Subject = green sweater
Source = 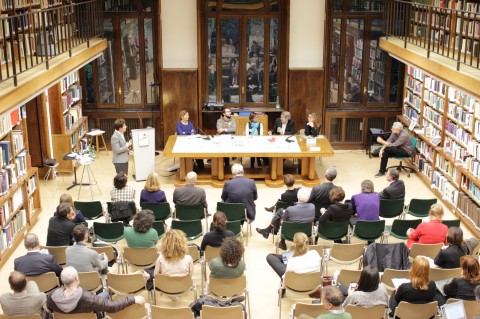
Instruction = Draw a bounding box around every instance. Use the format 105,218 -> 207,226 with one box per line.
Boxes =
208,257 -> 246,278
318,312 -> 352,319
124,227 -> 158,248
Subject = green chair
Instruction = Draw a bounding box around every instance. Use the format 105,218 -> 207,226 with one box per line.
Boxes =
313,202 -> 330,221
352,220 -> 385,243
106,202 -> 137,222
442,219 -> 460,228
379,198 -> 405,219
174,204 -> 207,231
93,222 -> 125,243
276,221 -> 313,254
209,220 -> 246,245
141,202 -> 172,222
275,200 -> 294,211
171,219 -> 203,240
384,219 -> 422,242
152,220 -> 166,238
74,201 -> 104,220
405,198 -> 437,218
216,202 -> 251,237
317,221 -> 349,246
386,136 -> 417,177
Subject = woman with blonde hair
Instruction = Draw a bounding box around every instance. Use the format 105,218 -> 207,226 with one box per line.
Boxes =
154,229 -> 193,276
444,255 -> 480,300
58,193 -> 86,224
305,112 -> 321,137
389,256 -> 437,313
406,203 -> 448,249
140,172 -> 166,204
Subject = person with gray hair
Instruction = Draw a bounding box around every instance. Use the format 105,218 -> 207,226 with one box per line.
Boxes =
308,167 -> 338,218
268,111 -> 296,135
14,233 -> 63,277
47,267 -> 144,318
257,187 -> 315,250
375,121 -> 412,177
221,163 -> 258,221
173,171 -> 208,214
298,286 -> 351,319
350,179 -> 380,226
379,168 -> 405,199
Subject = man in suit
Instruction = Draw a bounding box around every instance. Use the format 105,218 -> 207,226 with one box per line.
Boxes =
46,203 -> 76,247
173,171 -> 208,214
66,224 -> 108,274
308,167 -> 338,216
379,168 -> 405,199
111,118 -> 133,175
14,233 -> 63,277
0,271 -> 46,316
268,111 -> 295,135
221,163 -> 258,221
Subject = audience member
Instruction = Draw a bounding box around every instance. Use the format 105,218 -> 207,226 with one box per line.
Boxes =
221,163 -> 258,221
379,169 -> 405,199
0,271 -> 46,317
298,286 -> 352,319
318,187 -> 354,224
308,167 -> 338,212
66,224 -> 108,274
342,265 -> 388,308
46,203 -> 76,246
305,112 -> 321,137
245,113 -> 265,168
217,107 -> 237,135
406,204 -> 447,249
47,267 -> 144,318
200,211 -> 234,251
124,210 -> 158,248
265,174 -> 299,212
209,237 -> 246,279
256,187 -> 315,250
434,227 -> 466,269
268,111 -> 295,135
58,193 -> 86,224
375,122 -> 413,177
350,180 -> 380,226
14,233 -> 62,277
173,171 -> 208,214
444,255 -> 480,300
140,172 -> 166,204
111,118 -> 133,175
110,172 -> 135,226
154,229 -> 194,277
175,110 -> 204,169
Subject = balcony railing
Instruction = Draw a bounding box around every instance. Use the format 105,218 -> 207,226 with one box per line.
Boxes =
0,0 -> 103,86
384,0 -> 480,71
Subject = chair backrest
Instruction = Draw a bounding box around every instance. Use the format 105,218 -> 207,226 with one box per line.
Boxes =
292,303 -> 329,318
353,220 -> 386,241
390,219 -> 422,238
446,298 -> 480,319
0,315 -> 42,319
216,202 -> 246,222
275,200 -> 294,211
152,220 -> 166,238
53,313 -> 97,319
207,275 -> 247,298
330,243 -> 365,263
393,301 -> 438,319
77,271 -> 103,293
284,271 -> 323,293
154,274 -> 194,294
313,202 -> 330,220
105,303 -> 148,319
409,243 -> 443,260
345,304 -> 386,319
73,201 -> 103,220
317,221 -> 349,241
93,222 -> 125,242
40,245 -> 68,265
90,245 -> 116,263
151,306 -> 195,319
205,245 -> 221,262
107,273 -> 147,296
407,198 -> 437,217
171,219 -> 203,240
379,198 -> 405,218
226,220 -> 242,237
337,269 -> 362,287
281,221 -> 313,242
381,269 -> 410,292
429,267 -> 462,281
140,202 -> 171,221
123,247 -> 158,268
308,244 -> 324,258
200,305 -> 244,319
175,204 -> 205,220
442,219 -> 461,228
188,245 -> 201,263
410,136 -> 418,154
26,272 -> 60,293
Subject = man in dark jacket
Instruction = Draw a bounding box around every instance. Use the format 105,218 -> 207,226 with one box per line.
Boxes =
379,169 -> 405,199
46,203 -> 76,246
15,233 -> 63,277
47,267 -> 144,319
308,167 -> 338,215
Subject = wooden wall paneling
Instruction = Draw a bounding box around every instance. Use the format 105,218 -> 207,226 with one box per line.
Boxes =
48,83 -> 65,134
26,93 -> 52,171
161,69 -> 198,141
288,69 -> 324,132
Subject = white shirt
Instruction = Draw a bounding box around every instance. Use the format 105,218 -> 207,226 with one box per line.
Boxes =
285,250 -> 321,275
281,123 -> 287,135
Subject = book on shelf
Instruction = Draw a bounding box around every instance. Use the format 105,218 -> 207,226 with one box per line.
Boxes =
15,151 -> 27,176
0,140 -> 11,167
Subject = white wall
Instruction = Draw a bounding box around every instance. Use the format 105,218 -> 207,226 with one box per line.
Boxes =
289,0 -> 325,68
161,0 -> 198,68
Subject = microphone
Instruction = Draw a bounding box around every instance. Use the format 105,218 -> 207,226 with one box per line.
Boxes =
285,130 -> 301,143
197,127 -> 211,140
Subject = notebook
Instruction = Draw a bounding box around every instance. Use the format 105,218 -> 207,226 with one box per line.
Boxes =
441,301 -> 467,319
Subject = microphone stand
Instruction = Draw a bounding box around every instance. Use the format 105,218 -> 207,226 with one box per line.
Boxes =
197,127 -> 211,140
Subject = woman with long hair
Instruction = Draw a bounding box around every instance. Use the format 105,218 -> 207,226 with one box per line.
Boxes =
444,255 -> 480,300
434,227 -> 466,269
200,211 -> 234,251
209,237 -> 246,279
140,172 -> 166,204
124,210 -> 158,248
154,229 -> 193,276
305,112 -> 321,137
406,204 -> 448,249
343,265 -> 388,308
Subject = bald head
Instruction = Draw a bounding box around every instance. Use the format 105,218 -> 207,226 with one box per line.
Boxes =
9,271 -> 27,293
185,171 -> 197,184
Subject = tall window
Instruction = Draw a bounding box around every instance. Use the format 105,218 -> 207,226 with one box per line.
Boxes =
203,0 -> 284,107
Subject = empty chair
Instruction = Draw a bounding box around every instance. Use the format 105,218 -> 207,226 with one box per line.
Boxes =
77,272 -> 103,294
325,243 -> 365,276
107,273 -> 149,302
381,269 -> 410,293
379,198 -> 405,219
393,301 -> 438,319
337,269 -> 362,287
446,298 -> 480,319
276,221 -> 314,253
206,275 -> 251,319
429,267 -> 462,281
200,305 -> 244,319
122,247 -> 158,273
53,313 -> 96,319
26,272 -> 60,293
105,303 -> 147,319
345,304 -> 387,319
352,220 -> 385,243
151,306 -> 195,319
153,274 -> 197,304
384,219 -> 422,241
291,303 -> 328,319
40,245 -> 68,265
226,220 -> 246,245
317,221 -> 349,246
93,222 -> 125,243
152,220 -> 166,238
404,198 -> 437,218
171,219 -> 203,240
409,243 -> 443,261
140,202 -> 171,222
442,219 -> 461,228
174,204 -> 208,231
73,201 -> 104,220
279,271 -> 323,319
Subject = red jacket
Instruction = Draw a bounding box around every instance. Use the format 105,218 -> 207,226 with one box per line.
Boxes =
407,220 -> 447,249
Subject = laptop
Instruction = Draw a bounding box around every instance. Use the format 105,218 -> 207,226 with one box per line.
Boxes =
441,301 -> 467,319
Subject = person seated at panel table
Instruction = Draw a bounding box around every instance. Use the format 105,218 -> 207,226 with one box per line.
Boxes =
268,111 -> 295,136
175,109 -> 204,170
304,112 -> 321,137
245,112 -> 267,168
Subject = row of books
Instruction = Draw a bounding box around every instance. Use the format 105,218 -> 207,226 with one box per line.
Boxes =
61,85 -> 82,113
445,120 -> 472,145
12,130 -> 24,154
457,192 -> 480,230
432,170 -> 459,205
0,210 -> 26,253
27,174 -> 36,195
64,109 -> 82,131
61,71 -> 79,92
448,103 -> 473,128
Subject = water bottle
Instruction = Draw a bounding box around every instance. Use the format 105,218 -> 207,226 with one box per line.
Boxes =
276,96 -> 280,109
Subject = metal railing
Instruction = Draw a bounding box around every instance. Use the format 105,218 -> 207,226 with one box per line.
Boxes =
384,0 -> 480,71
0,0 -> 103,86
